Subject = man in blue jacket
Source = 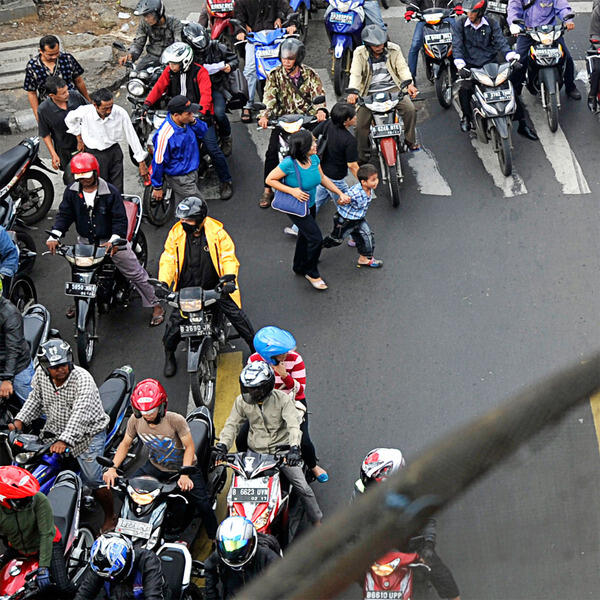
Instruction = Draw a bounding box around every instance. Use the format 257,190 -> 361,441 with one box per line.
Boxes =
0,227 -> 19,281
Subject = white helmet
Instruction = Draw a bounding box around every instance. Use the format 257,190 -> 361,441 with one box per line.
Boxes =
161,42 -> 194,72
360,448 -> 405,488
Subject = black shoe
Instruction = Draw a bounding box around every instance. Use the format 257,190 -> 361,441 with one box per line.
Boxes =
164,351 -> 177,377
460,117 -> 471,133
220,181 -> 233,200
517,121 -> 539,141
566,87 -> 582,100
220,136 -> 232,157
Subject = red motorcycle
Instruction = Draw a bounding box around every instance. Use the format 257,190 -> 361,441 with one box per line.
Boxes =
205,0 -> 236,52
363,551 -> 429,600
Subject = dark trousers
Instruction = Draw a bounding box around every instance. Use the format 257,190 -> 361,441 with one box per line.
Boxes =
85,143 -> 124,194
288,206 -> 323,279
163,297 -> 255,353
264,126 -> 283,182
459,79 -> 525,123
202,125 -> 232,183
133,461 -> 218,539
407,540 -> 460,599
323,213 -> 374,258
212,90 -> 231,137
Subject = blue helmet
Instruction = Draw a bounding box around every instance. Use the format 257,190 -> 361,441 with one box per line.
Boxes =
253,326 -> 297,365
90,533 -> 134,581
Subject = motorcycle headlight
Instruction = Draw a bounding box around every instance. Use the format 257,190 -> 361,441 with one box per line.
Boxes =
336,0 -> 351,11
180,298 -> 203,312
371,557 -> 401,576
279,119 -> 304,133
473,72 -> 494,86
127,78 -> 146,97
153,114 -> 166,129
540,32 -> 554,45
425,13 -> 443,24
494,70 -> 509,85
128,486 -> 160,506
254,508 -> 271,529
14,451 -> 35,465
367,99 -> 396,112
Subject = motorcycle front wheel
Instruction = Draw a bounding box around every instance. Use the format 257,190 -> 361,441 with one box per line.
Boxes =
16,170 -> 54,225
77,303 -> 97,368
8,276 -> 36,312
492,127 -> 513,176
543,83 -> 559,132
68,526 -> 95,583
333,48 -> 351,97
190,340 -> 217,413
143,183 -> 175,227
134,229 -> 149,269
15,229 -> 36,274
435,64 -> 453,109
387,164 -> 401,208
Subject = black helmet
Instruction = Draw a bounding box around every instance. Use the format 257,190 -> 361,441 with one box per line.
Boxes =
134,0 -> 165,19
182,22 -> 210,55
279,38 -> 305,67
175,197 -> 208,224
361,25 -> 388,47
37,339 -> 73,376
462,0 -> 487,18
239,361 -> 275,404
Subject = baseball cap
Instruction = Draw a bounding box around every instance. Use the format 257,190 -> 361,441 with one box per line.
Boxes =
167,95 -> 201,114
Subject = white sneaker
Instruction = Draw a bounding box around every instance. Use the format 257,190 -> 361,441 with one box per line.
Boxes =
347,238 -> 356,247
284,227 -> 298,237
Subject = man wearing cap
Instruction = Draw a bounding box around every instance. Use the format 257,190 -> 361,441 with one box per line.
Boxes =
151,95 -> 233,202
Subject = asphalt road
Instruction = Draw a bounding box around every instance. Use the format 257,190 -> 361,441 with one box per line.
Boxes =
4,3 -> 600,597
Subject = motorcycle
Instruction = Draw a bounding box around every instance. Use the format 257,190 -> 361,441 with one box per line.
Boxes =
157,542 -> 205,600
586,37 -> 600,112
46,194 -> 148,368
205,0 -> 237,52
290,0 -> 311,43
458,60 -> 518,176
486,0 -> 512,41
97,406 -> 226,550
1,192 -> 37,277
0,137 -> 55,226
513,16 -> 574,132
324,0 -> 365,96
1,230 -> 37,312
363,551 -> 430,600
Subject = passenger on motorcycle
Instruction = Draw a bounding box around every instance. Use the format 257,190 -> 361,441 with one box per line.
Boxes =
452,0 -> 538,138
507,0 -> 581,99
182,22 -> 239,157
354,448 -> 462,600
103,378 -> 219,540
119,0 -> 183,70
159,196 -> 255,377
258,38 -> 327,208
46,152 -> 165,327
216,361 -> 323,525
8,340 -> 117,534
204,516 -> 281,600
145,43 -> 234,200
347,25 -> 420,163
0,466 -> 75,598
74,532 -> 169,600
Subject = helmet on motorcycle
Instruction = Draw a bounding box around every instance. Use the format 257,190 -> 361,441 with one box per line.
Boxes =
37,339 -> 74,376
70,152 -> 100,180
0,466 -> 40,510
253,326 -> 297,365
133,0 -> 165,19
161,42 -> 195,72
182,22 -> 210,55
216,516 -> 258,570
360,448 -> 406,488
131,378 -> 168,419
239,361 -> 275,404
90,533 -> 135,581
361,25 -> 388,47
279,38 -> 305,67
175,196 -> 208,224
462,0 -> 487,18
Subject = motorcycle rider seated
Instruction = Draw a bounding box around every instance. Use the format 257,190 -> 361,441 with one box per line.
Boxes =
144,42 -> 234,200
74,532 -> 169,600
45,152 -> 165,327
507,0 -> 581,100
346,25 -> 420,164
354,449 -> 461,600
103,378 -> 219,541
182,22 -> 239,157
257,38 -> 328,208
587,0 -> 600,111
452,0 -> 538,139
0,466 -> 76,598
204,516 -> 281,600
0,226 -> 19,281
8,340 -> 116,534
119,0 -> 183,70
215,361 -> 323,526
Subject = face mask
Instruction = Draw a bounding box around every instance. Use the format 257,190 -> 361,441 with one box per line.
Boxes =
181,222 -> 198,234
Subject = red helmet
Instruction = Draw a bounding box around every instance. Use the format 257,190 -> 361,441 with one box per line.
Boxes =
131,378 -> 168,419
70,152 -> 100,180
0,466 -> 40,509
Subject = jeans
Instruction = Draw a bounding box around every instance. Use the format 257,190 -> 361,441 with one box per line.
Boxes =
280,464 -> 323,523
12,361 -> 34,403
243,41 -> 258,108
314,178 -> 349,211
408,21 -> 425,79
76,429 -> 106,488
288,206 -> 323,279
363,0 -> 386,29
212,89 -> 231,137
202,125 -> 232,183
323,214 -> 375,258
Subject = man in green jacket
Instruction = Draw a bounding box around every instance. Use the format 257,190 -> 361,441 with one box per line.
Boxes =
0,465 -> 75,597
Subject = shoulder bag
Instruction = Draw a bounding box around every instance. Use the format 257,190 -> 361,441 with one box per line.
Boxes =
271,159 -> 309,217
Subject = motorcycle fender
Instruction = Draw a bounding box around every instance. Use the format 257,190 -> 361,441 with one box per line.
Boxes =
76,298 -> 91,333
332,35 -> 351,59
32,156 -> 56,174
538,66 -> 558,96
187,336 -> 212,373
379,137 -> 398,166
491,117 -> 510,139
431,62 -> 440,79
212,19 -> 232,40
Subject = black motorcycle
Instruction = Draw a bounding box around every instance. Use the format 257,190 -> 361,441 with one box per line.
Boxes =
1,186 -> 37,277
1,230 -> 37,311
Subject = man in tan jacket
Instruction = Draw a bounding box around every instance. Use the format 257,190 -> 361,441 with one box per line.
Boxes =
347,25 -> 420,162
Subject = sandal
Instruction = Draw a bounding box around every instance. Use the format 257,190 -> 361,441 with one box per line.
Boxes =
357,258 -> 384,269
149,307 -> 165,327
305,275 -> 328,290
408,143 -> 421,152
259,191 -> 273,208
241,108 -> 252,123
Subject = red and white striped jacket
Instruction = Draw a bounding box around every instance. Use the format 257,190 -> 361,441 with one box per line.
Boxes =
248,351 -> 306,401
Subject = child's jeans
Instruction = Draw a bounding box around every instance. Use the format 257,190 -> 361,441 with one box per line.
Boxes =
322,213 -> 374,257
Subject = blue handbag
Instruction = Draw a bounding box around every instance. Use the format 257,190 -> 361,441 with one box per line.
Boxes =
271,160 -> 309,217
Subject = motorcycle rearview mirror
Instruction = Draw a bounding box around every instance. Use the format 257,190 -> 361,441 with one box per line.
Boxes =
312,95 -> 326,105
112,41 -> 127,52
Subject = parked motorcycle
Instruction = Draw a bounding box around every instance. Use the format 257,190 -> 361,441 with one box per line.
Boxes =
363,551 -> 430,600
0,137 -> 55,225
513,16 -> 574,132
324,0 -> 365,96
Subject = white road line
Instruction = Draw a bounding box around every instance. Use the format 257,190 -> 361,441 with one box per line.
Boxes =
574,59 -> 589,86
406,144 -> 453,195
521,96 -> 591,194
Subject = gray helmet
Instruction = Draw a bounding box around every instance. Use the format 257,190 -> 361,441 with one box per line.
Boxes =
239,361 -> 275,404
133,0 -> 165,19
182,22 -> 210,55
37,339 -> 73,375
176,197 -> 208,224
279,38 -> 305,67
361,25 -> 388,47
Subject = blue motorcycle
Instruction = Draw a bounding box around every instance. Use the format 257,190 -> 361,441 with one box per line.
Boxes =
324,0 -> 365,96
290,0 -> 311,42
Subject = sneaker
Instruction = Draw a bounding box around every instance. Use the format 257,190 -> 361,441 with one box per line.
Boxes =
284,226 -> 298,236
357,257 -> 384,268
347,239 -> 356,247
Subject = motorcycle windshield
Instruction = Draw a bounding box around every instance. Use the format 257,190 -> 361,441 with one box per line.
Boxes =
250,29 -> 286,45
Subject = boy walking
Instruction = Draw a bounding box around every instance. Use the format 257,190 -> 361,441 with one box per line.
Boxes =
323,163 -> 383,269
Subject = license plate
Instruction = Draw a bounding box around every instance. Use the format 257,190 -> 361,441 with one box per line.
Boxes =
255,46 -> 280,59
487,0 -> 507,12
210,1 -> 234,10
371,123 -> 403,138
534,47 -> 561,58
329,11 -> 354,24
483,89 -> 512,102
231,487 -> 269,503
180,323 -> 203,337
424,32 -> 452,44
65,282 -> 97,297
115,518 -> 153,539
365,592 -> 404,599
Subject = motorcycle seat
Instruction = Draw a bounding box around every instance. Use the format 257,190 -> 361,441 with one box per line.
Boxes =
0,144 -> 30,189
48,481 -> 76,541
188,418 -> 210,472
157,544 -> 188,594
23,310 -> 45,360
99,376 -> 127,430
123,200 -> 138,242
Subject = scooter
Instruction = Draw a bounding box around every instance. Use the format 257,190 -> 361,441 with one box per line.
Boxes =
363,551 -> 430,599
486,0 -> 512,40
0,137 -> 55,225
157,542 -> 205,600
205,0 -> 237,52
290,0 -> 312,43
324,0 -> 365,96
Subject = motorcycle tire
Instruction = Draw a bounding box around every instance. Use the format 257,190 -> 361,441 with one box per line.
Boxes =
435,65 -> 453,109
67,526 -> 95,583
133,229 -> 149,269
334,48 -> 352,97
545,86 -> 559,132
15,170 -> 54,225
15,229 -> 36,274
493,128 -> 513,176
388,164 -> 401,208
8,276 -> 36,313
190,340 -> 217,413
143,182 -> 175,227
298,4 -> 309,43
77,303 -> 96,369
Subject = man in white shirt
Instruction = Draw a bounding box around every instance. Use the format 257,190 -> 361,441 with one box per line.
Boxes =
65,88 -> 149,194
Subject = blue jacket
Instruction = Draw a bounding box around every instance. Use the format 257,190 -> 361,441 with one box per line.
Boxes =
452,16 -> 511,67
508,0 -> 574,27
150,113 -> 208,189
0,226 -> 19,278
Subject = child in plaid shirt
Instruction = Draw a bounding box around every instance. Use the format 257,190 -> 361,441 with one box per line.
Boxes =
322,163 -> 383,268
